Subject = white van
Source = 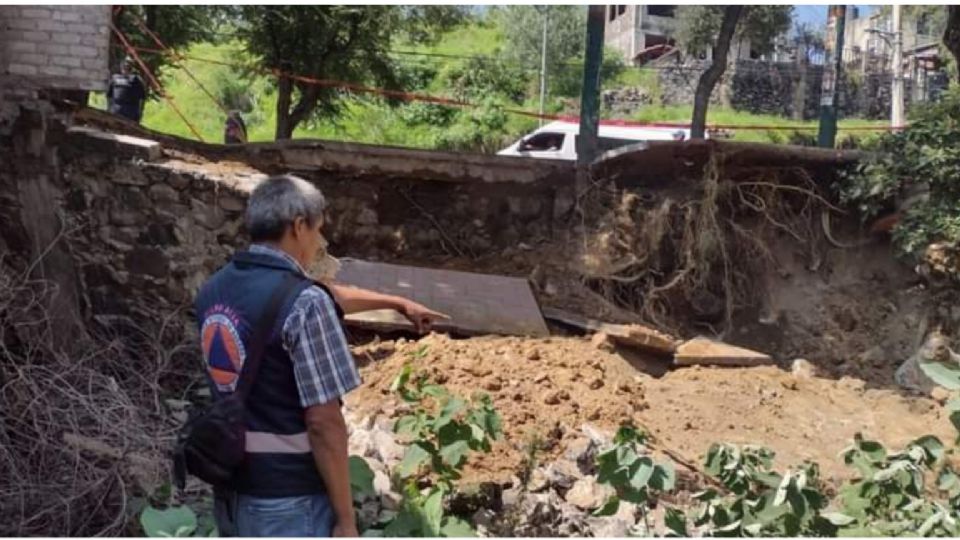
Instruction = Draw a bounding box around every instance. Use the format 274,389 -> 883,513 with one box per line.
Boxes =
497,120 -> 693,161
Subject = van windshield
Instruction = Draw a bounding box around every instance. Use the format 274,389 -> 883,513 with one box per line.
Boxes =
519,132 -> 565,152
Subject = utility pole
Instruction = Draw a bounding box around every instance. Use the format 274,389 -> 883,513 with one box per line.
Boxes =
538,8 -> 548,127
818,5 -> 846,148
577,5 -> 605,166
892,4 -> 905,128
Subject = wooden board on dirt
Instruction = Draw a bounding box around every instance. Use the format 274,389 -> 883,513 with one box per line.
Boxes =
674,336 -> 774,367
336,259 -> 549,337
541,307 -> 678,355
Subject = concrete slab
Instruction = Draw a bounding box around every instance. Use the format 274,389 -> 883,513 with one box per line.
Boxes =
67,126 -> 162,161
673,337 -> 774,367
541,307 -> 678,356
335,259 -> 549,337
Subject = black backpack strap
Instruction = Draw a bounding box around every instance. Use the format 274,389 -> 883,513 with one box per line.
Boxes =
235,272 -> 305,401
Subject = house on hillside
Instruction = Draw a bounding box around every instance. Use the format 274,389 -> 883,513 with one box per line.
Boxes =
603,5 -> 761,65
839,6 -> 946,102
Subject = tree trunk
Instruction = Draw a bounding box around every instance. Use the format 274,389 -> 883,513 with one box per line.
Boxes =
691,6 -> 744,139
944,6 -> 960,82
274,63 -> 294,140
274,79 -> 320,140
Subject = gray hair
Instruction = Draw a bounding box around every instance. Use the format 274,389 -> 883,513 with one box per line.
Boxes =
245,174 -> 326,242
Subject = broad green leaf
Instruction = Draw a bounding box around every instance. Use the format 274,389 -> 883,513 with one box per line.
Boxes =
918,511 -> 943,537
938,467 -> 960,496
947,396 -> 960,412
361,528 -> 384,537
614,425 -> 643,445
382,507 -> 420,537
773,474 -> 792,507
911,435 -> 944,466
950,411 -> 960,438
394,415 -> 420,437
920,361 -> 960,390
593,496 -> 620,517
396,442 -> 433,478
664,507 -> 688,537
438,422 -> 472,447
140,506 -> 197,538
484,408 -> 503,439
629,457 -> 655,490
390,365 -> 412,393
743,522 -> 764,535
349,456 -> 376,498
422,488 -> 444,536
440,516 -> 476,537
822,512 -> 857,526
650,462 -> 676,492
439,440 -> 470,468
434,397 -> 466,431
857,437 -> 888,462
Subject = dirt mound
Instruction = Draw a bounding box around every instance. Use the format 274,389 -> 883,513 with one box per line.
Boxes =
346,333 -> 951,487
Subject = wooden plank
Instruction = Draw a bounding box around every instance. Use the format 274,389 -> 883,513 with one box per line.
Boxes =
541,307 -> 678,355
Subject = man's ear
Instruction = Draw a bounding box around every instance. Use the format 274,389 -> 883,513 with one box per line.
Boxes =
291,216 -> 307,240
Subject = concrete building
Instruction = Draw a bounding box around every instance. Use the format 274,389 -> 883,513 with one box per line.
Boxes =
0,5 -> 110,96
604,4 -> 757,65
839,6 -> 946,101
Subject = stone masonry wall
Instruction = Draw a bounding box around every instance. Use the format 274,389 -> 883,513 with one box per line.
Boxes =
45,132 -> 569,332
0,5 -> 110,91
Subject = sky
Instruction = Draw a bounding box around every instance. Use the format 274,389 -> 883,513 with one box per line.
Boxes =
794,4 -> 876,29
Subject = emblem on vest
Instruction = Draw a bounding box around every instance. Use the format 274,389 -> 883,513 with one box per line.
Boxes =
201,306 -> 247,393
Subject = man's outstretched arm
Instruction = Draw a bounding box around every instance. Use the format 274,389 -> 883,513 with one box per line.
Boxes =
327,283 -> 448,333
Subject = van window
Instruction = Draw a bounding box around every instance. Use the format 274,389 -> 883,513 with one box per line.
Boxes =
520,132 -> 565,152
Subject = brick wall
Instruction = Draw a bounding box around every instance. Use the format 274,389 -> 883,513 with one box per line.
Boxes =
0,5 -> 110,91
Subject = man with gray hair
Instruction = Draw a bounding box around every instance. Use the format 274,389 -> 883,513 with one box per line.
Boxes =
194,174 -> 446,537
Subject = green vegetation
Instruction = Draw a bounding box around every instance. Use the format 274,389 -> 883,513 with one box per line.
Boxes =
98,11 -> 890,151
362,348 -> 502,537
840,85 -> 960,259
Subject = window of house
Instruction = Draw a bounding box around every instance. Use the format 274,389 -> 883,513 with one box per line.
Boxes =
519,132 -> 565,152
609,6 -> 616,21
648,5 -> 675,18
617,5 -> 626,16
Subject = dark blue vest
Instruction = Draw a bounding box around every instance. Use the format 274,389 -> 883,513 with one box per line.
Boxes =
194,249 -> 341,497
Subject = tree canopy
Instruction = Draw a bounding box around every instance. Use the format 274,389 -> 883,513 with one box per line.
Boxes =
674,5 -> 793,58
233,5 -> 466,139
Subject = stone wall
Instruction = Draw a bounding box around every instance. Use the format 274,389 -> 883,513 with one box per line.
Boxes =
29,128 -> 572,332
651,59 -> 920,121
0,5 -> 110,91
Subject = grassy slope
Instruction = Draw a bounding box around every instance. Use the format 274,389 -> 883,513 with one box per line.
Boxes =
89,22 -> 887,148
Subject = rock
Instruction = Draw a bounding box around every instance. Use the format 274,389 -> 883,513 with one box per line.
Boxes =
931,386 -> 952,405
591,332 -> 615,352
565,476 -> 612,511
580,423 -> 613,447
896,331 -> 958,394
588,378 -> 604,390
791,358 -> 817,379
373,468 -> 392,496
148,183 -> 180,204
586,516 -> 633,538
372,430 -> 404,465
544,459 -> 580,491
564,437 -> 598,475
218,195 -> 245,213
356,207 -> 379,226
527,467 -> 550,492
527,349 -> 541,361
349,425 -> 373,456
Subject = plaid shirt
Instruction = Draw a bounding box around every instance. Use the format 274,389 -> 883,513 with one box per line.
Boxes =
249,244 -> 361,407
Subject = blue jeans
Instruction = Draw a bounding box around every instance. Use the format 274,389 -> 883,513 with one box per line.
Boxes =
214,490 -> 335,537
